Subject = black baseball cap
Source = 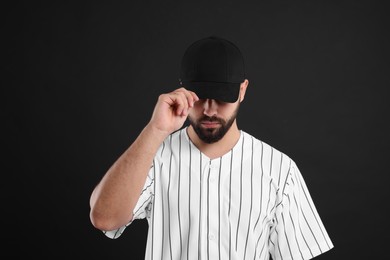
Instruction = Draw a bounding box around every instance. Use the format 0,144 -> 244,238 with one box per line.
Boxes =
179,36 -> 246,103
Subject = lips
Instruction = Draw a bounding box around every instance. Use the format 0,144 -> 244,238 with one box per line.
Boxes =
201,121 -> 220,128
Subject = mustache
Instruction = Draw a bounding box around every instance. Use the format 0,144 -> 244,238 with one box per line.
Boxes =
199,116 -> 225,124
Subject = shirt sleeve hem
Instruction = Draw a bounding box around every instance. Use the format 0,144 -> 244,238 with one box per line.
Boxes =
281,242 -> 334,260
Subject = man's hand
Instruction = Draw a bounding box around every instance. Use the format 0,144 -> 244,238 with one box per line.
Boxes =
148,87 -> 199,136
90,87 -> 197,231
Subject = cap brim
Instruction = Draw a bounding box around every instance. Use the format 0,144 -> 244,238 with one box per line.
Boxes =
181,81 -> 240,103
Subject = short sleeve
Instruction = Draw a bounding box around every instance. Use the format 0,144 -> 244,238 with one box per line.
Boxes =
269,161 -> 334,260
103,158 -> 158,239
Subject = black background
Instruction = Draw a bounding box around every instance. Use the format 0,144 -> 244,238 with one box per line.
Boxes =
3,1 -> 389,259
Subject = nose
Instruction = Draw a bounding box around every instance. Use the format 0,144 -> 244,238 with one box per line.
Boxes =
202,99 -> 218,117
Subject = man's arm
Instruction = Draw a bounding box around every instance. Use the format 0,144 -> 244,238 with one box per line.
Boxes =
89,88 -> 198,232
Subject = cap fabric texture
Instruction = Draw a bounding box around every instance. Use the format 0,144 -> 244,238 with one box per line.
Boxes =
179,36 -> 245,103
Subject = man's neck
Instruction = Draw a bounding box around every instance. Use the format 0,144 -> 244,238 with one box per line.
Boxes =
187,121 -> 241,160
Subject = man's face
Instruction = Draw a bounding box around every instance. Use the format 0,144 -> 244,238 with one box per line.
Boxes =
188,98 -> 240,144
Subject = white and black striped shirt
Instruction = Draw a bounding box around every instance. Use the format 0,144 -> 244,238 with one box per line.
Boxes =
104,127 -> 334,260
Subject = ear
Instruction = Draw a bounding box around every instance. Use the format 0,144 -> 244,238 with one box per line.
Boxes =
239,79 -> 249,102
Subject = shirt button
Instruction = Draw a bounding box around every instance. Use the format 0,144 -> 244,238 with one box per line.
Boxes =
210,177 -> 216,182
209,234 -> 215,240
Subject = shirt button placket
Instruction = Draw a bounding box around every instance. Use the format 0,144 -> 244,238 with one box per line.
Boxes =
208,160 -> 219,259
200,160 -> 210,259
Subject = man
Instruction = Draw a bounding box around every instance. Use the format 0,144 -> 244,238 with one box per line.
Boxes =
89,36 -> 334,260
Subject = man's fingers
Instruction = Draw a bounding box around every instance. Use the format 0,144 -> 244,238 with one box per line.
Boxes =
162,87 -> 199,117
185,90 -> 198,108
178,92 -> 189,116
176,88 -> 199,107
180,89 -> 195,107
169,92 -> 187,116
189,91 -> 199,106
172,89 -> 194,116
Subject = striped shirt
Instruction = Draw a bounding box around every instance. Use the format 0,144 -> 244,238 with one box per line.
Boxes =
104,127 -> 334,260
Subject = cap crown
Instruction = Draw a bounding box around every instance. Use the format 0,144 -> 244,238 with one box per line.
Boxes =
180,36 -> 245,84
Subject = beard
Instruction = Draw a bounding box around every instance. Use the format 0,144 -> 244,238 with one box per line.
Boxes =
188,103 -> 240,144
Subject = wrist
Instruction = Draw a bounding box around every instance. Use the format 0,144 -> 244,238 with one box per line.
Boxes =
144,123 -> 171,142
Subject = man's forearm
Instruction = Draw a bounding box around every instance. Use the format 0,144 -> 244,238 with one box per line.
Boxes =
89,124 -> 167,231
